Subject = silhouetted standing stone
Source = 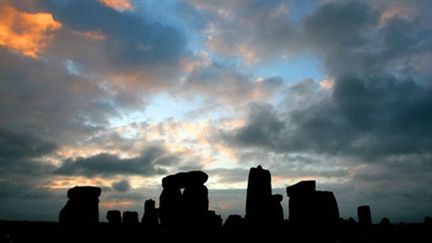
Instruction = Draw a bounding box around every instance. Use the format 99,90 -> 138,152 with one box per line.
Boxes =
59,186 -> 101,225
142,199 -> 158,229
183,184 -> 209,216
286,181 -> 339,242
245,165 -> 272,224
106,210 -> 121,224
424,216 -> 432,225
123,211 -> 139,224
159,184 -> 181,230
379,217 -> 390,226
286,180 -> 339,226
159,170 -> 209,233
358,205 -> 372,226
270,194 -> 284,224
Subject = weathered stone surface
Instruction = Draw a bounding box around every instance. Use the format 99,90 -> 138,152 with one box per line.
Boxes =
59,186 -> 101,225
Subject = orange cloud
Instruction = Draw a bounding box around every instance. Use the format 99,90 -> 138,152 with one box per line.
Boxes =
41,176 -> 111,189
99,0 -> 133,12
100,200 -> 134,209
0,4 -> 61,58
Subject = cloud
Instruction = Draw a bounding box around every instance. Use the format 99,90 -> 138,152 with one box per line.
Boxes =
186,1 -> 302,64
55,145 -> 177,177
0,128 -> 56,160
0,128 -> 57,180
99,0 -> 133,12
232,103 -> 285,149
0,3 -> 61,58
0,48 -> 120,144
43,0 -> 188,91
230,2 -> 432,160
183,63 -> 283,105
0,128 -> 63,221
112,179 -> 131,192
0,180 -> 65,221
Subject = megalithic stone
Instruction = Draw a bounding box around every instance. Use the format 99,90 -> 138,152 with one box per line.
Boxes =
59,186 -> 101,225
286,180 -> 339,226
162,171 -> 208,188
270,194 -> 284,224
183,184 -> 209,214
123,211 -> 139,224
286,180 -> 315,197
245,165 -> 272,224
358,205 -> 372,226
159,170 -> 209,232
142,199 -> 158,228
107,210 -> 121,224
315,191 -> 339,225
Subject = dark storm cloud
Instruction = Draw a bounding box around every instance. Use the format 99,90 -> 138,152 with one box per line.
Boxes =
233,103 -> 285,148
0,46 -> 125,145
56,146 -> 177,176
112,179 -> 131,192
303,1 -> 432,78
0,128 -> 56,160
0,128 -> 64,221
0,128 -> 57,177
231,1 -> 432,160
0,180 -> 65,220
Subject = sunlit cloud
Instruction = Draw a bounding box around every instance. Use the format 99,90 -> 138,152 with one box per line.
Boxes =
40,176 -> 112,189
0,4 -> 61,58
99,0 -> 133,12
378,3 -> 419,27
319,77 -> 334,90
100,199 -> 134,209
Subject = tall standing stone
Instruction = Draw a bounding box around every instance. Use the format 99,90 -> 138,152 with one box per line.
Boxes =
245,165 -> 272,224
358,205 -> 372,226
270,194 -> 284,225
59,186 -> 101,225
142,199 -> 158,229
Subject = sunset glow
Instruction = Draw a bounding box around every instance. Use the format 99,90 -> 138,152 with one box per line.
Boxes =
0,4 -> 61,58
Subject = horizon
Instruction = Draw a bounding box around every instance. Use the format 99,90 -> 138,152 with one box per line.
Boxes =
1,0 -> 432,224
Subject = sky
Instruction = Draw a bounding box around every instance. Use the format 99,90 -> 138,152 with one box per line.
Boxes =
1,0 -> 432,223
